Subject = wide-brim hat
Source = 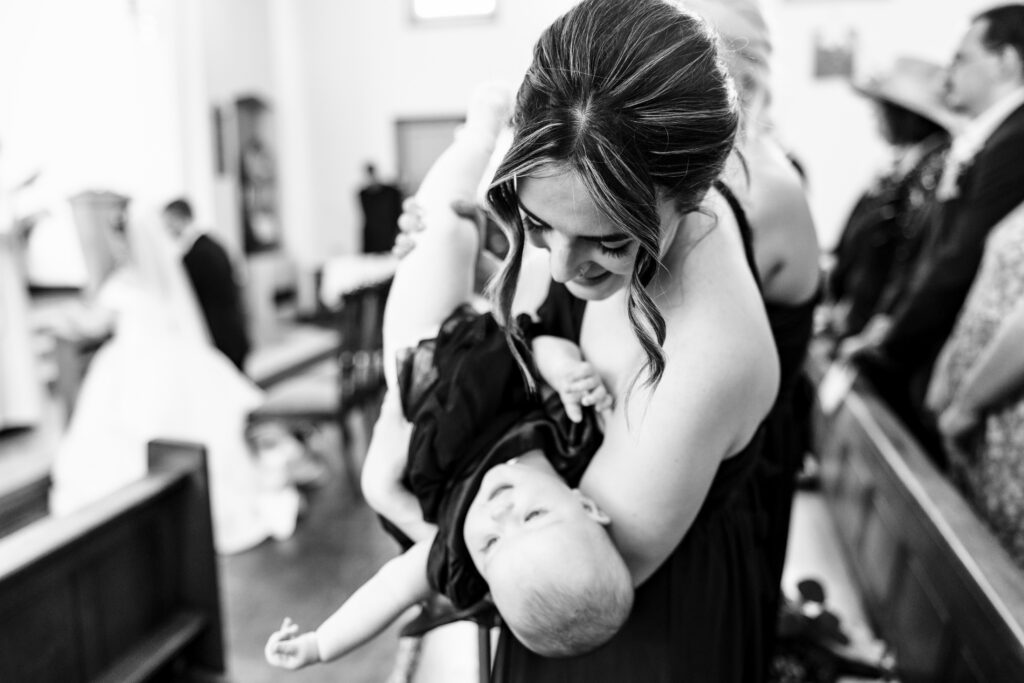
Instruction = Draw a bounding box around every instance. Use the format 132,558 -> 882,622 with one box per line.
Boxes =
853,57 -> 964,133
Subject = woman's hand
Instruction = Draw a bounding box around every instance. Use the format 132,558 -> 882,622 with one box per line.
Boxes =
264,618 -> 320,670
392,198 -> 426,258
925,373 -> 953,414
393,198 -> 485,259
938,402 -> 982,460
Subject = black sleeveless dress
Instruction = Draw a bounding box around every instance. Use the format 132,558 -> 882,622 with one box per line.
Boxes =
718,185 -> 819,598
395,305 -> 603,607
492,195 -> 771,682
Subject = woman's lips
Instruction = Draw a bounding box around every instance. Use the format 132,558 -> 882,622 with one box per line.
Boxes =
575,269 -> 612,285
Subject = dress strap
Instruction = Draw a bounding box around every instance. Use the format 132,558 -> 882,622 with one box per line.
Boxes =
714,180 -> 763,292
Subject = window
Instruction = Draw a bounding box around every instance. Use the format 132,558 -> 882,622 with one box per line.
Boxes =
410,0 -> 497,23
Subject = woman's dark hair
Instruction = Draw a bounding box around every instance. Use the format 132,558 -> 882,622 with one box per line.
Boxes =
486,0 -> 739,392
877,100 -> 948,146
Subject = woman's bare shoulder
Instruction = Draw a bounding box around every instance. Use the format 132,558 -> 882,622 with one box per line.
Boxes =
656,189 -> 779,447
745,139 -> 820,303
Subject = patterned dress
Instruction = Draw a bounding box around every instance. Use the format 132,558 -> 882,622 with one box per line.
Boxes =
928,201 -> 1024,567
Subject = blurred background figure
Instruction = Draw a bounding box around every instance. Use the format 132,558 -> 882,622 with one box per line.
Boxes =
162,197 -> 251,372
844,4 -> 1024,464
0,147 -> 44,432
46,199 -> 276,554
686,1 -> 821,672
359,162 -> 403,254
826,57 -> 960,342
926,200 -> 1024,571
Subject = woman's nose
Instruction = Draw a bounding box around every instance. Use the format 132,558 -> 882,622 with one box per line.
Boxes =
546,236 -> 583,283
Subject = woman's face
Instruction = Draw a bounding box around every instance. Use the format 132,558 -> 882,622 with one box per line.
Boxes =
516,170 -> 639,301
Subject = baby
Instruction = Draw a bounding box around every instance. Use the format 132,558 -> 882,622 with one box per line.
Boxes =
264,85 -> 633,671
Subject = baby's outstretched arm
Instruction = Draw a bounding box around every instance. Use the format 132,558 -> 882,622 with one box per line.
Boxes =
265,538 -> 434,670
532,335 -> 614,423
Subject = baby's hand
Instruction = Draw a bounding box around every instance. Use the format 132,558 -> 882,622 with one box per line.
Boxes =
265,618 -> 320,670
554,360 -> 614,423
393,198 -> 426,258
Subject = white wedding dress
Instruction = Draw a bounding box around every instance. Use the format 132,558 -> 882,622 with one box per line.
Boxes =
0,227 -> 44,430
49,219 -> 274,554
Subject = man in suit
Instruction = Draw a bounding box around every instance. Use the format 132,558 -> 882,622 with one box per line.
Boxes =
844,4 -> 1024,464
359,163 -> 403,253
162,198 -> 251,372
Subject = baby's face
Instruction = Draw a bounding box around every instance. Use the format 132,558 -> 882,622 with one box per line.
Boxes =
463,454 -> 607,583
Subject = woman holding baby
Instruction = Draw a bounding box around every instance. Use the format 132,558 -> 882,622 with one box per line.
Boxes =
403,1 -> 778,679
269,0 -> 779,680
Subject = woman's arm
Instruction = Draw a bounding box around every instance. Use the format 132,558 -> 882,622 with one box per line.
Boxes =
579,191 -> 779,585
360,392 -> 437,543
943,296 -> 1024,435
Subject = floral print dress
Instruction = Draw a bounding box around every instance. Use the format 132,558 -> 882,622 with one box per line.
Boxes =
929,201 -> 1024,567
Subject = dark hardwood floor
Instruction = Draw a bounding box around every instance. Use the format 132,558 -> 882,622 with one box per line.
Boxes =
219,426 -> 406,683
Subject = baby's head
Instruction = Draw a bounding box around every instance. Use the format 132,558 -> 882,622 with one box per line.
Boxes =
463,452 -> 634,656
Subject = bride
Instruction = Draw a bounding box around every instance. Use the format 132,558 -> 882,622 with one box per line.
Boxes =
47,203 -> 276,554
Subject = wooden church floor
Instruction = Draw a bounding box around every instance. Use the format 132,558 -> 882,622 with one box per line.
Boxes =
220,431 -> 884,683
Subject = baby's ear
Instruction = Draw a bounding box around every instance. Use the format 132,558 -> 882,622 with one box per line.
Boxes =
572,489 -> 611,525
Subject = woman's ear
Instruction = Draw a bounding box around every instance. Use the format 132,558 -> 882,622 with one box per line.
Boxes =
572,489 -> 611,525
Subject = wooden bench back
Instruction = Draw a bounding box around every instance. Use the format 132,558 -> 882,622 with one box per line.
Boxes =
0,440 -> 224,682
809,347 -> 1024,682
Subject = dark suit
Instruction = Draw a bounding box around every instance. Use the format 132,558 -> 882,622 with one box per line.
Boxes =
359,183 -> 403,253
183,233 -> 250,371
859,102 -> 1024,462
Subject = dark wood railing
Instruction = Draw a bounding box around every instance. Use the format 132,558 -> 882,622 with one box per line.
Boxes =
809,345 -> 1024,683
0,440 -> 225,682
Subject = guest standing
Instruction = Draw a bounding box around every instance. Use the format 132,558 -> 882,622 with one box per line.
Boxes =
927,201 -> 1024,569
845,5 -> 1024,464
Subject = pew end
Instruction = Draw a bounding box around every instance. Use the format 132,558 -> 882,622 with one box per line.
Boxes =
809,344 -> 1024,682
0,440 -> 226,682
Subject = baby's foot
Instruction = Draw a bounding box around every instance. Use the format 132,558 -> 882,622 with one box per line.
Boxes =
465,82 -> 513,141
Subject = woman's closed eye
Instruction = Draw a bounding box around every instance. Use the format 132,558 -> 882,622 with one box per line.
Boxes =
598,239 -> 632,258
482,536 -> 499,552
521,214 -> 547,233
523,215 -> 632,258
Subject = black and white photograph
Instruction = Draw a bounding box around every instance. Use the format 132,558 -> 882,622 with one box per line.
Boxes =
1,1 -> 1022,681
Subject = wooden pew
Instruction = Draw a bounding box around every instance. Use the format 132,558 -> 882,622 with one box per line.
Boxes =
0,440 -> 225,682
808,345 -> 1024,682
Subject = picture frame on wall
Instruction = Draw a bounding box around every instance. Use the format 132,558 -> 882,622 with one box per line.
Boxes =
813,29 -> 858,79
409,0 -> 497,24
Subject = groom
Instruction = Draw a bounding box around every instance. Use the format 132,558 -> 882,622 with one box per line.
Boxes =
162,198 -> 251,372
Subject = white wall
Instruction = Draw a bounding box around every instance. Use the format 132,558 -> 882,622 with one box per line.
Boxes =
286,0 -> 989,257
1,0 -> 995,269
288,0 -> 579,256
